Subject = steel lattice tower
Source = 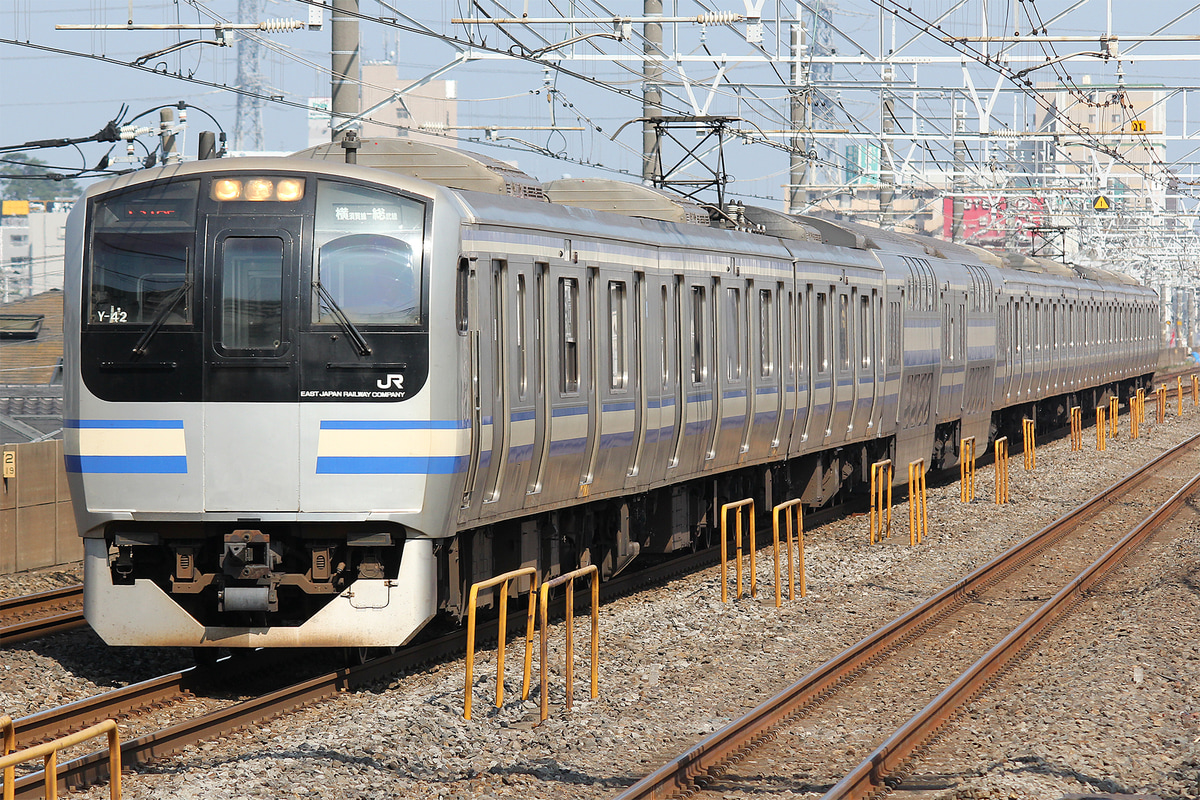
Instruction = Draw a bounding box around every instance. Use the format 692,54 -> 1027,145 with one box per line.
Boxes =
233,0 -> 265,151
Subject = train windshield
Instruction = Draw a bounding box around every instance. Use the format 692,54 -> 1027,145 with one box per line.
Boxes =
312,180 -> 425,327
87,181 -> 199,327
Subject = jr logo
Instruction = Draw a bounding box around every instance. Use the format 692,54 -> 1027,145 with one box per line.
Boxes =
377,373 -> 405,390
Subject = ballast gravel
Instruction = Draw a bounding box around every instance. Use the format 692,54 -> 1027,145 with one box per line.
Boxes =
4,403 -> 1200,800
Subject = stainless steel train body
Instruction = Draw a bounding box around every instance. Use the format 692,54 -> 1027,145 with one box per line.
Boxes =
62,141 -> 1159,649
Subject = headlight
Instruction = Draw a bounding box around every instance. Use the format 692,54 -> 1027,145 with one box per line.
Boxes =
210,176 -> 306,202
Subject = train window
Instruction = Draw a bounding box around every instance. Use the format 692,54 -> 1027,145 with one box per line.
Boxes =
456,259 -> 470,333
560,277 -> 580,394
313,181 -> 425,327
727,287 -> 742,380
838,293 -> 850,371
958,303 -> 966,362
609,280 -> 628,390
517,273 -> 528,399
942,303 -> 952,361
887,301 -> 901,367
691,285 -> 707,384
661,284 -> 671,385
87,180 -> 199,327
760,289 -> 774,378
859,294 -> 871,370
218,237 -> 284,353
815,292 -> 828,373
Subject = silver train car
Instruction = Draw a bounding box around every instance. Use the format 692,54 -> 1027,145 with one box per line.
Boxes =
62,139 -> 1159,650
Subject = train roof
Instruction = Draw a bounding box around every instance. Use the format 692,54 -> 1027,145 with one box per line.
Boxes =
292,138 -> 548,201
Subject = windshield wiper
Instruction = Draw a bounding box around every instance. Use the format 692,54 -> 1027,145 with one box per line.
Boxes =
131,280 -> 192,357
312,279 -> 372,357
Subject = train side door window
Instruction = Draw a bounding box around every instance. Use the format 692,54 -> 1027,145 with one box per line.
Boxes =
727,287 -> 743,380
759,288 -> 774,378
815,291 -> 829,374
838,293 -> 850,371
217,236 -> 285,354
609,280 -> 628,390
560,277 -> 580,394
691,285 -> 708,384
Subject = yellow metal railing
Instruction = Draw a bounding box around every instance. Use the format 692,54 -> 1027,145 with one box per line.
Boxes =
1193,374 -> 1198,407
1131,392 -> 1141,438
994,437 -> 1010,505
464,567 -> 537,720
1022,419 -> 1036,471
1109,396 -> 1118,439
771,499 -> 805,606
1096,407 -> 1106,452
538,565 -> 599,722
1157,385 -> 1167,423
1179,376 -> 1185,417
1137,387 -> 1146,427
908,458 -> 928,545
959,437 -> 976,503
0,715 -> 122,800
1069,406 -> 1082,451
869,459 -> 893,545
719,499 -> 756,602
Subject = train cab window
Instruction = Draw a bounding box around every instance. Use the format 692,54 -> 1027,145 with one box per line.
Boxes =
313,180 -> 425,327
87,180 -> 199,327
218,237 -> 284,353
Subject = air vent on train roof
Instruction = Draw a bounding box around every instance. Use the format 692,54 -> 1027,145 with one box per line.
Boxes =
542,178 -> 711,225
291,138 -> 547,200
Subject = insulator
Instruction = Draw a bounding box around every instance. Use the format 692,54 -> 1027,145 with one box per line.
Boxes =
258,18 -> 304,32
694,12 -> 741,24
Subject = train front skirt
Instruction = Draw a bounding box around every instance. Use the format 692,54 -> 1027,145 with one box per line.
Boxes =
82,538 -> 437,648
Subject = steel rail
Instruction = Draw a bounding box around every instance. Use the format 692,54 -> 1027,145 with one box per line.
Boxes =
826,468 -> 1200,800
0,586 -> 86,646
613,429 -> 1200,800
3,506 -> 785,799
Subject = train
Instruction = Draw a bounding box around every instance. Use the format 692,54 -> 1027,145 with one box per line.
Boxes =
62,137 -> 1159,651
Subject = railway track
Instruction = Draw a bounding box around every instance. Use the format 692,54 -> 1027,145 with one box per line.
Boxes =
615,429 -> 1200,800
3,509 -> 815,800
0,586 -> 85,646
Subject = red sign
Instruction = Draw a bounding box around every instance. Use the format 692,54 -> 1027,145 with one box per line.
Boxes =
942,196 -> 1047,247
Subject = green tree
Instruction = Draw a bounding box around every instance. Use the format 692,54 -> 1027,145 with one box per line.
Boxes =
0,157 -> 82,203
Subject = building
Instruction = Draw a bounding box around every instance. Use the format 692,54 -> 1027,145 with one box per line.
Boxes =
308,63 -> 458,147
0,290 -> 64,444
0,202 -> 70,302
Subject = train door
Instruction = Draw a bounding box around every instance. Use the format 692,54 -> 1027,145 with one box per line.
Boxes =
788,282 -> 811,456
710,276 -> 750,470
526,262 -> 551,499
542,267 -> 593,501
588,268 -> 641,493
202,216 -> 302,512
624,271 -> 651,490
827,286 -> 854,444
806,284 -> 835,445
848,287 -> 879,438
760,282 -> 786,456
493,261 -> 538,515
673,277 -> 714,473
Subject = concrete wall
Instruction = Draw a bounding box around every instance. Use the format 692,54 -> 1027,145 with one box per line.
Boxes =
0,439 -> 80,575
